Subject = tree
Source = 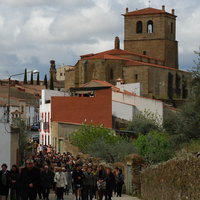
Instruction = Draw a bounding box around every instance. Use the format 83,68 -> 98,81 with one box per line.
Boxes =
174,50 -> 200,140
43,74 -> 48,89
128,110 -> 161,136
23,68 -> 27,84
37,72 -> 40,85
70,123 -> 123,153
12,118 -> 28,166
30,71 -> 33,85
134,131 -> 173,164
70,123 -> 135,163
50,74 -> 54,90
87,139 -> 136,163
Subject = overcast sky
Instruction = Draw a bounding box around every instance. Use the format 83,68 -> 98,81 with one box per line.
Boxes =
0,0 -> 199,81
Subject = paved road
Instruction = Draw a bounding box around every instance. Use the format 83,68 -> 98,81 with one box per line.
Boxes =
48,190 -> 140,200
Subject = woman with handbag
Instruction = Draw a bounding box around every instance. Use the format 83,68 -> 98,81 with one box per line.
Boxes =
96,165 -> 108,200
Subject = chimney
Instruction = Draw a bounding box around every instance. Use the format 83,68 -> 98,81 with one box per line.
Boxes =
171,9 -> 175,15
162,5 -> 165,11
126,7 -> 128,14
115,36 -> 120,49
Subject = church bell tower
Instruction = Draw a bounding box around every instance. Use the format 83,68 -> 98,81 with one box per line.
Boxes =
123,5 -> 178,69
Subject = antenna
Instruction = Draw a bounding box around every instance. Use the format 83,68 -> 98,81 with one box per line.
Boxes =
149,1 -> 151,7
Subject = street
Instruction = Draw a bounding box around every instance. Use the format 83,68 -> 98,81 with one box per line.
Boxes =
47,189 -> 140,200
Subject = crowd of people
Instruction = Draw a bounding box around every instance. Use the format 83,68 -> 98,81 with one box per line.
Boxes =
0,146 -> 124,200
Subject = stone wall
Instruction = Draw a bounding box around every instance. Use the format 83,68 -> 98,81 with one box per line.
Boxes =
141,153 -> 200,200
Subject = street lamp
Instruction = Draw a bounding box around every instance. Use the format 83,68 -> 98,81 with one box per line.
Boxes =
7,70 -> 39,122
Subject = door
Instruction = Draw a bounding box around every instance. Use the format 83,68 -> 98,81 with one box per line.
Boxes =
59,139 -> 63,154
127,165 -> 131,194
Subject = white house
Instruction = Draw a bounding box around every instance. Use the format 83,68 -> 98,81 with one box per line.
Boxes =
0,104 -> 11,168
39,89 -> 69,145
82,80 -> 166,124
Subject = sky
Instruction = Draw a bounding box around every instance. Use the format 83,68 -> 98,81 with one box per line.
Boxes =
0,0 -> 199,81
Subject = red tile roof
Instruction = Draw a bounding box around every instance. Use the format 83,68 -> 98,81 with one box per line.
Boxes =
81,48 -> 164,62
125,59 -> 186,72
124,7 -> 173,16
81,53 -> 129,61
82,80 -> 135,96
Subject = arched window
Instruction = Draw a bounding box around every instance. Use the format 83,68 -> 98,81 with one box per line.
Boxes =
110,69 -> 113,80
136,21 -> 142,33
147,20 -> 153,33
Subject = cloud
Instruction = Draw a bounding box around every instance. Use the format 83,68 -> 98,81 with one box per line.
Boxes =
0,0 -> 199,80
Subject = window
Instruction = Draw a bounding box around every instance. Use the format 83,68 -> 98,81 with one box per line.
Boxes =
60,73 -> 62,76
143,51 -> 146,55
136,21 -> 142,33
147,20 -> 153,33
135,74 -> 138,80
171,22 -> 173,34
21,105 -> 24,113
110,69 -> 113,80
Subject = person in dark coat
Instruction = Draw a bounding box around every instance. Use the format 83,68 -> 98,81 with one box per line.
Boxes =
105,168 -> 115,200
96,165 -> 108,200
116,169 -> 124,197
0,163 -> 10,200
83,166 -> 94,200
72,164 -> 84,200
41,165 -> 53,200
10,165 -> 20,200
20,159 -> 41,200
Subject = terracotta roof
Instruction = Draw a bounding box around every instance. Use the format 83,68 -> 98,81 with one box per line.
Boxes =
125,59 -> 186,72
11,110 -> 23,114
81,53 -> 129,61
81,48 -> 164,62
101,48 -> 164,61
82,80 -> 135,96
124,7 -> 174,16
0,100 -> 6,106
0,94 -> 27,102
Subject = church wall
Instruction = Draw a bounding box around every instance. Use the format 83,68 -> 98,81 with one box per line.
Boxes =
75,59 -> 123,87
65,69 -> 75,91
123,65 -> 150,96
149,67 -> 187,99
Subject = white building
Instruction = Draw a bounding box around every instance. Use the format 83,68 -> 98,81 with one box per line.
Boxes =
0,104 -> 11,169
82,80 -> 171,124
39,89 -> 69,145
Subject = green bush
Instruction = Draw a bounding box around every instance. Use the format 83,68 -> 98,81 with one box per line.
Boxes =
128,110 -> 161,136
134,131 -> 173,164
69,123 -> 123,153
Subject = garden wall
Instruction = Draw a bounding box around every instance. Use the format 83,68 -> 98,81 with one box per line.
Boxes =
141,153 -> 200,200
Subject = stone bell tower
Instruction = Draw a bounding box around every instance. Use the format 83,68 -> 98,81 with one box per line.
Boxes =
123,5 -> 178,69
49,60 -> 57,81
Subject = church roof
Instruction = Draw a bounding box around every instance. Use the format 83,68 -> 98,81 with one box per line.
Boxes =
81,53 -> 129,61
80,48 -> 185,72
124,7 -> 174,16
125,59 -> 186,72
81,48 -> 164,61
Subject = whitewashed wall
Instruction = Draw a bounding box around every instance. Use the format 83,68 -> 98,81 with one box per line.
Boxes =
39,89 -> 69,145
112,92 -> 163,123
112,101 -> 134,121
0,106 -> 11,168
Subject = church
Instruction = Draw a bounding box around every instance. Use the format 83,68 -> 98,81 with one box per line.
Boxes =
64,5 -> 189,101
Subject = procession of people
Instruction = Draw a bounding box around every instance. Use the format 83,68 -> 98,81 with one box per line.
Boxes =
0,145 -> 124,200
